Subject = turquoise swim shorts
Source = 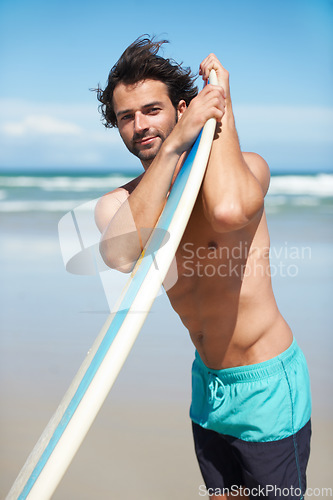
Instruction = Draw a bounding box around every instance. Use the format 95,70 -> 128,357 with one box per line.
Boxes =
190,338 -> 312,442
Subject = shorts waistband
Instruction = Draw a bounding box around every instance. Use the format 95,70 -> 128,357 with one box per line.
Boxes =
195,338 -> 299,384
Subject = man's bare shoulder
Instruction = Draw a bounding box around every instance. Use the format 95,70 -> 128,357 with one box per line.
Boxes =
95,173 -> 144,233
242,152 -> 271,196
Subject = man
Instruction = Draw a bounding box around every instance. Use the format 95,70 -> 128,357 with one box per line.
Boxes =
95,36 -> 311,499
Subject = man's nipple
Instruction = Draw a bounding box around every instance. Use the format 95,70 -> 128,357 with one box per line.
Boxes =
208,241 -> 218,250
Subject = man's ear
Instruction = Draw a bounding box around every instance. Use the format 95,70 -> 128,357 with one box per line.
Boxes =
177,100 -> 186,120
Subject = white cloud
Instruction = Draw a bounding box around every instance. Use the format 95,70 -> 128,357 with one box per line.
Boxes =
0,98 -> 130,168
233,105 -> 333,170
234,104 -> 333,143
2,115 -> 82,137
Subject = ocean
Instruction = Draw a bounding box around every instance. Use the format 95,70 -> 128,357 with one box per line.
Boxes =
0,170 -> 333,215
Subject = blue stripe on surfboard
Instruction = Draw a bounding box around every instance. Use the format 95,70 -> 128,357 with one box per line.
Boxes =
18,132 -> 202,499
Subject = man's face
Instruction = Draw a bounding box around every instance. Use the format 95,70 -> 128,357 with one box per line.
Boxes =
113,79 -> 181,169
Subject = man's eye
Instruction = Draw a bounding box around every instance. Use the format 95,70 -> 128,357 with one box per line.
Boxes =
121,114 -> 132,121
148,108 -> 160,114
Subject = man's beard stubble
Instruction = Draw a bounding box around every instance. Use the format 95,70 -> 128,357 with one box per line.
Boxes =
126,109 -> 178,165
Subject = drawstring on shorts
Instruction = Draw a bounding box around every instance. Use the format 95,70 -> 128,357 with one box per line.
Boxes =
208,372 -> 225,409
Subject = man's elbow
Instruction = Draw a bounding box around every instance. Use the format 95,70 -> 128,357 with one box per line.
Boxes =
211,196 -> 264,232
99,241 -> 135,274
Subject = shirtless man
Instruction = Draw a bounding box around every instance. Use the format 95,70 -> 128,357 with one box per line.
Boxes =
95,37 -> 311,499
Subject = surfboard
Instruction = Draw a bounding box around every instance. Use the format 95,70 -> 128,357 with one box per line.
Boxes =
6,70 -> 218,500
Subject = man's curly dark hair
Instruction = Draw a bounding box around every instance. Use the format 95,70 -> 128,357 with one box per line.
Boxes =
95,35 -> 198,129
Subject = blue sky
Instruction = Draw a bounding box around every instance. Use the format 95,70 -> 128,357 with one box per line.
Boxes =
0,0 -> 332,172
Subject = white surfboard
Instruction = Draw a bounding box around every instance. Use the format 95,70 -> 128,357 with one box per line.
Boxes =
7,70 -> 218,500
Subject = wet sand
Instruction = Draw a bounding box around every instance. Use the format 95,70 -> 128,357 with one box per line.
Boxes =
1,393 -> 332,499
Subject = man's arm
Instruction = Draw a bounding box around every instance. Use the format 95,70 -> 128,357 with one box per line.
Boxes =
96,83 -> 225,272
200,54 -> 270,233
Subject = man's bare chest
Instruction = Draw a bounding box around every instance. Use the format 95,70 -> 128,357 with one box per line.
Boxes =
176,198 -> 253,272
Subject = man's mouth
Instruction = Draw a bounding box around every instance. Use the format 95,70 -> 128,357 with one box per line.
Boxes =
135,136 -> 158,145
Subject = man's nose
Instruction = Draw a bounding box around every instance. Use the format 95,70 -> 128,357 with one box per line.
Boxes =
134,112 -> 149,133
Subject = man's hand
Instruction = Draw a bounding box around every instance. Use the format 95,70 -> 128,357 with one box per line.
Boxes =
164,55 -> 230,159
199,54 -> 231,102
166,81 -> 225,156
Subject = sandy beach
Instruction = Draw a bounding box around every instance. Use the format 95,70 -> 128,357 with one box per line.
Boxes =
1,176 -> 332,498
2,400 -> 332,499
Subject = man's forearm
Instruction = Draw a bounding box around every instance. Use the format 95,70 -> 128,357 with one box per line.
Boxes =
202,107 -> 265,232
100,141 -> 181,271
127,143 -> 181,232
